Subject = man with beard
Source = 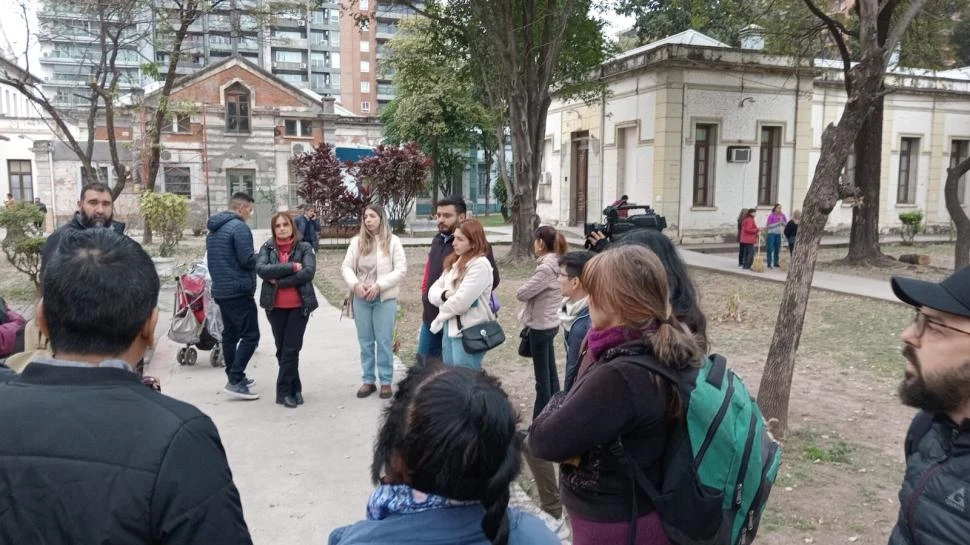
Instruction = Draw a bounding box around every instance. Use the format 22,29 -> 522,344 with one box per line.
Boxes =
417,196 -> 499,366
41,182 -> 125,276
888,266 -> 970,545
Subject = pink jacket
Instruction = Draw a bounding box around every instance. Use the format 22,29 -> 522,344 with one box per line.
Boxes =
0,305 -> 27,358
516,253 -> 562,330
739,216 -> 760,245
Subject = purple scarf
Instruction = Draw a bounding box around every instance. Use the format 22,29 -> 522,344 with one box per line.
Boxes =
586,326 -> 641,362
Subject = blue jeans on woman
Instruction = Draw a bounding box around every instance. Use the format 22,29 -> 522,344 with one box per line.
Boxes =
766,233 -> 782,268
442,334 -> 485,370
353,296 -> 398,386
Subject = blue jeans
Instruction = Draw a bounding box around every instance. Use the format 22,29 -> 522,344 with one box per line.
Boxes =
442,334 -> 485,370
417,321 -> 443,358
216,295 -> 260,385
766,233 -> 782,267
353,296 -> 397,385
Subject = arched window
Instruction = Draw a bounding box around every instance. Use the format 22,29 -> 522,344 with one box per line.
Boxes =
225,82 -> 250,132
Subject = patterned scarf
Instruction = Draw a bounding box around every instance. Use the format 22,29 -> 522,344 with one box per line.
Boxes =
366,484 -> 477,520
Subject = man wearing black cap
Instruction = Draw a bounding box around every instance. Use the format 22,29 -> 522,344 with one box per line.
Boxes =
887,266 -> 970,545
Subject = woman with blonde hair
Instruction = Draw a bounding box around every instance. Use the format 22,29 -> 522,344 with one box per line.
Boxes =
256,211 -> 318,408
529,245 -> 703,545
428,218 -> 495,369
342,204 -> 407,399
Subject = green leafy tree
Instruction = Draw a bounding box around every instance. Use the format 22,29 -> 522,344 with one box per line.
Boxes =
394,0 -> 611,260
0,202 -> 46,295
616,0 -> 769,45
139,191 -> 189,257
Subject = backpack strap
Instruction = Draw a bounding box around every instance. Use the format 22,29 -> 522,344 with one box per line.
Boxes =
608,439 -> 657,545
904,411 -> 935,459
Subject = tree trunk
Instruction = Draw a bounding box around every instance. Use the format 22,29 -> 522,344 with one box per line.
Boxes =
759,58 -> 887,437
944,155 -> 970,270
505,86 -> 545,261
845,94 -> 886,264
898,254 -> 930,265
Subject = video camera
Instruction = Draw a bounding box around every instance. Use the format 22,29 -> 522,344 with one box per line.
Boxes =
584,204 -> 667,249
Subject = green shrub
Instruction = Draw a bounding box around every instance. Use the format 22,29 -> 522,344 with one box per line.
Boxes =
140,191 -> 189,257
0,202 -> 46,294
899,209 -> 924,245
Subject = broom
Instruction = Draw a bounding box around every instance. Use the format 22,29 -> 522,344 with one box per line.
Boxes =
751,231 -> 766,273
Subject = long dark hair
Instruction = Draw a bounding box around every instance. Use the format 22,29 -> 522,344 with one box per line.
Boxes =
372,365 -> 521,545
534,225 -> 568,256
617,229 -> 709,352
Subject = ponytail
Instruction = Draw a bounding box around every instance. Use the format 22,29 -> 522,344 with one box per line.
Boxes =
648,315 -> 702,419
535,225 -> 567,256
553,232 -> 568,256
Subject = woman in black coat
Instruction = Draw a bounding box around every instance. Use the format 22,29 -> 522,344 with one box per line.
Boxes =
256,211 -> 318,408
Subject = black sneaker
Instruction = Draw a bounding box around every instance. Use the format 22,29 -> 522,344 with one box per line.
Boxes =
244,377 -> 256,387
224,381 -> 260,400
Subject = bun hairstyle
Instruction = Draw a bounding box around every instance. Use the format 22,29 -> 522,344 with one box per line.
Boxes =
372,365 -> 522,545
534,225 -> 568,256
581,245 -> 703,416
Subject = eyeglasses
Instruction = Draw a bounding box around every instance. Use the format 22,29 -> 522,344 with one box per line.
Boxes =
911,309 -> 970,339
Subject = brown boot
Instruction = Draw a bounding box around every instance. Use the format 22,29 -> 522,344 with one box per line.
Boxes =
379,385 -> 393,399
356,383 -> 377,398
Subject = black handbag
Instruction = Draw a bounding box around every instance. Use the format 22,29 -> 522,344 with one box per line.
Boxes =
518,327 -> 532,358
455,295 -> 505,354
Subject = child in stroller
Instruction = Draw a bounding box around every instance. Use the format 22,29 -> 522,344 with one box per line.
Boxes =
168,261 -> 224,367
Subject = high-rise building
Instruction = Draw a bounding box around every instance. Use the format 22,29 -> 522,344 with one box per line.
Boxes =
35,0 -> 418,117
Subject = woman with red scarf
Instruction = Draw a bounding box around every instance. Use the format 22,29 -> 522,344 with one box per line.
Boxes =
256,211 -> 318,408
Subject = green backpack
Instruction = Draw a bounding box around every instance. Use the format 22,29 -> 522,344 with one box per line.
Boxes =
612,353 -> 782,545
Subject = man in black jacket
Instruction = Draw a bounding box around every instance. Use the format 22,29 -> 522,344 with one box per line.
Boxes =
207,192 -> 260,400
41,182 -> 125,276
0,228 -> 252,545
888,265 -> 970,545
417,196 -> 499,365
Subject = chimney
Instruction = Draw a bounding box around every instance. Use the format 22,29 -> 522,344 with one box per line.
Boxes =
739,24 -> 765,51
321,95 -> 335,114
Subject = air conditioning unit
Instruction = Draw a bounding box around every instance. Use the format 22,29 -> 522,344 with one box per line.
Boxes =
160,150 -> 180,163
292,143 -> 308,156
272,62 -> 279,69
727,146 -> 752,163
300,63 -> 307,69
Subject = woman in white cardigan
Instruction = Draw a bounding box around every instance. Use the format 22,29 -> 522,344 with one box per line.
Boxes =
341,205 -> 407,399
428,218 -> 494,370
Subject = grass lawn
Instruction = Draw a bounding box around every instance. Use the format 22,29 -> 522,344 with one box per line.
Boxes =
316,243 -> 918,545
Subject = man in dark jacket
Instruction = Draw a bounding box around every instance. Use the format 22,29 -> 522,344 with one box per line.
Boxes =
888,265 -> 970,545
417,196 -> 499,365
294,204 -> 320,249
41,181 -> 125,276
207,192 -> 260,400
0,228 -> 252,545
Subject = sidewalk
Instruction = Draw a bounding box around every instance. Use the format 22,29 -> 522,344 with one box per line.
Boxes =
146,282 -> 383,544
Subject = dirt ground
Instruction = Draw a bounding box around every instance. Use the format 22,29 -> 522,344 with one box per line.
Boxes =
315,242 -> 927,545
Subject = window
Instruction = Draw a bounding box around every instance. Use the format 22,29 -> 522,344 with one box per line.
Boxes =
360,40 -> 370,52
274,50 -> 302,63
692,124 -> 716,207
164,113 -> 191,133
951,139 -> 969,205
227,169 -> 255,197
359,0 -> 369,9
360,60 -> 370,73
360,81 -> 370,93
225,83 -> 251,132
284,119 -> 312,137
330,10 -> 339,24
897,137 -> 920,204
164,166 -> 191,197
331,74 -> 341,90
331,53 -> 341,69
7,160 -> 33,202
361,101 -> 371,112
758,126 -> 781,206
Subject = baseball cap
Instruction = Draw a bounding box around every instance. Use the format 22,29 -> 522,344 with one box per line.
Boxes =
891,266 -> 970,318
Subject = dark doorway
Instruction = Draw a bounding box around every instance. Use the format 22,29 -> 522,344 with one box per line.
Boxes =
571,131 -> 589,225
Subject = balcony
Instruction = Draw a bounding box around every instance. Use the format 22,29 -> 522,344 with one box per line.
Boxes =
375,4 -> 415,21
375,24 -> 396,41
273,61 -> 308,71
272,36 -> 309,50
273,15 -> 307,28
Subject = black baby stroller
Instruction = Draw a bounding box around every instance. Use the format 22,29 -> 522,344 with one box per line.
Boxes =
168,261 -> 224,367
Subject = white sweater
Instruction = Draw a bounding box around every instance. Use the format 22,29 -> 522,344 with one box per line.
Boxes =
428,255 -> 494,338
340,234 -> 407,301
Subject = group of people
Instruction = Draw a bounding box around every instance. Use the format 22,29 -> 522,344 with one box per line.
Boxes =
0,181 -> 967,545
737,204 -> 801,270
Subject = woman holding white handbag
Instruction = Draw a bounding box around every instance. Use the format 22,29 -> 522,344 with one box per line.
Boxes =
428,219 -> 496,369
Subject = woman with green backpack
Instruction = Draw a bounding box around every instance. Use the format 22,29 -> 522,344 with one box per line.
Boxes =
528,245 -> 701,545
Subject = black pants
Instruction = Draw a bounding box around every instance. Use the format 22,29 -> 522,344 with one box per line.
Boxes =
741,243 -> 756,269
216,296 -> 260,385
267,308 -> 309,398
738,243 -> 744,266
529,327 -> 560,419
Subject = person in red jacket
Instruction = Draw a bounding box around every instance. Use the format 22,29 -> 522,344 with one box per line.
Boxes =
739,208 -> 760,270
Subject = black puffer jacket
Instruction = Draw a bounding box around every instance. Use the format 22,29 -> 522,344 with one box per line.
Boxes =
255,239 -> 319,316
0,361 -> 252,544
206,211 -> 256,300
888,411 -> 970,545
